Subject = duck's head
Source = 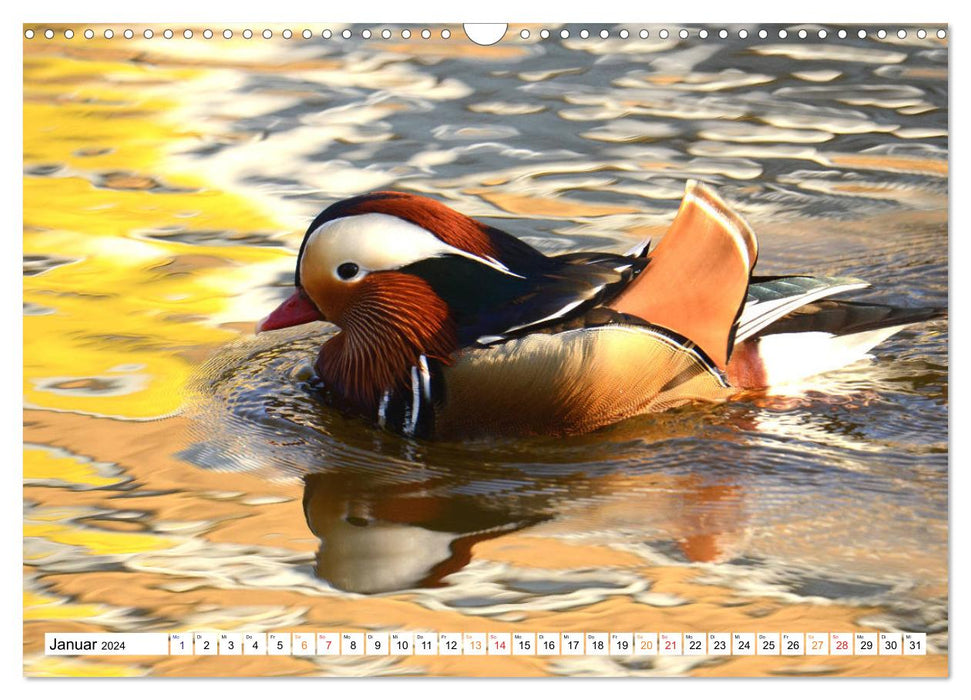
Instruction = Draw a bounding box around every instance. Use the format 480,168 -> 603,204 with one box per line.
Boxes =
256,191 -> 528,409
258,191 -> 509,333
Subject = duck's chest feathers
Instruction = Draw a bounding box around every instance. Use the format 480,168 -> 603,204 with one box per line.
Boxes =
365,324 -> 732,439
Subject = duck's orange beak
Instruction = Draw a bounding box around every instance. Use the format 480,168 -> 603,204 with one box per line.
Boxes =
256,289 -> 325,333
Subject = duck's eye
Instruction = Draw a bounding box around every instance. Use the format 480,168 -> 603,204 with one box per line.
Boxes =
336,262 -> 360,280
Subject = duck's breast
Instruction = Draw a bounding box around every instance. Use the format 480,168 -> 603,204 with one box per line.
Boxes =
435,324 -> 732,438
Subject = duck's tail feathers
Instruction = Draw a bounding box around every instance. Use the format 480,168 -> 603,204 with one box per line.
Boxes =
609,180 -> 757,370
726,300 -> 946,388
753,299 -> 945,338
737,275 -> 871,343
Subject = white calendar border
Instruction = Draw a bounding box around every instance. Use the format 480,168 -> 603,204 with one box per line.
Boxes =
9,0 -> 961,697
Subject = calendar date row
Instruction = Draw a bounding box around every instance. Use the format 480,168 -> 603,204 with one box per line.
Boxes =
46,631 -> 927,657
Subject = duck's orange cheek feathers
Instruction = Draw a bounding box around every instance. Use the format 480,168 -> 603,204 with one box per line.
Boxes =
301,276 -> 356,326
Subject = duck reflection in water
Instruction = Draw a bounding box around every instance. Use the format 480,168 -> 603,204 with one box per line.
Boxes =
302,470 -> 548,594
301,465 -> 747,595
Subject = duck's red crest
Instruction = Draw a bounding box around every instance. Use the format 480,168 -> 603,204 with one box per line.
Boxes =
321,191 -> 499,260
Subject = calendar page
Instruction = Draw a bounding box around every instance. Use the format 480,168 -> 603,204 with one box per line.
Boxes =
22,21 -> 948,679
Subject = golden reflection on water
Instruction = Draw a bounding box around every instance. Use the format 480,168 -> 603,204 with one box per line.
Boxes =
24,44 -> 288,419
23,26 -> 947,677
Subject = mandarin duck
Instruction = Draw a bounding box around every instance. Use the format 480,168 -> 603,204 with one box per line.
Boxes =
257,181 -> 944,439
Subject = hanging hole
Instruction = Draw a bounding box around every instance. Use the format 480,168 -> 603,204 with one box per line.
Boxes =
463,23 -> 507,45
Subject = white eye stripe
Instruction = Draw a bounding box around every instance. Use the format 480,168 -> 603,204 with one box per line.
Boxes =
301,213 -> 523,281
